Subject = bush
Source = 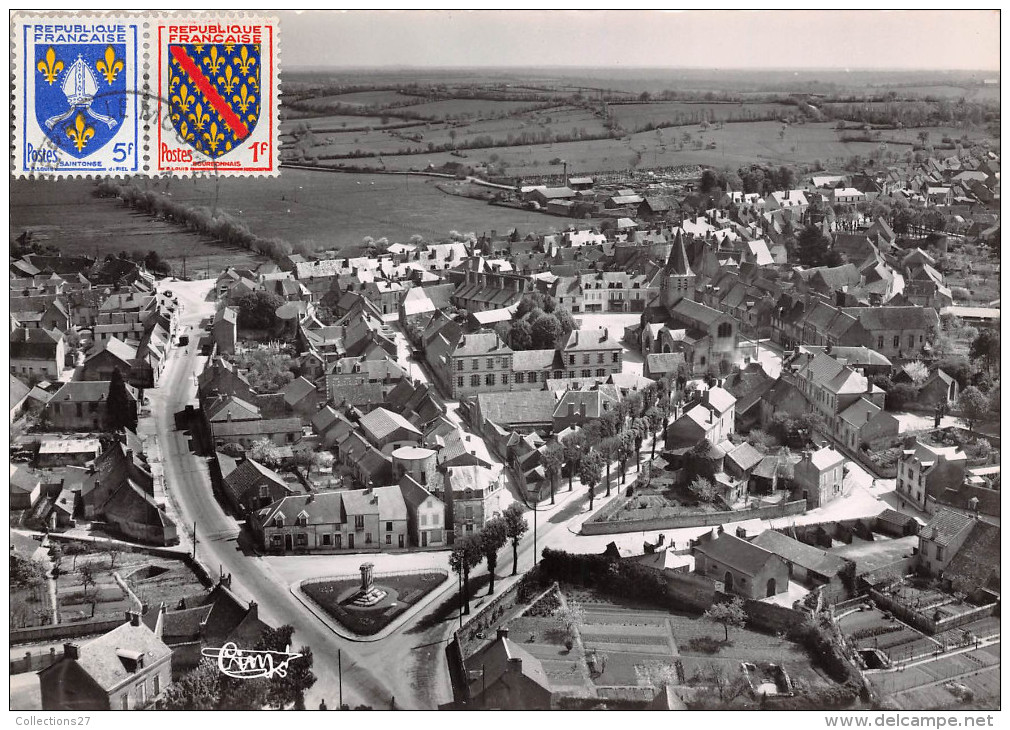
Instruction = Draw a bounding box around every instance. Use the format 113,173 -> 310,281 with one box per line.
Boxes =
685,636 -> 724,654
539,548 -> 667,604
788,619 -> 857,684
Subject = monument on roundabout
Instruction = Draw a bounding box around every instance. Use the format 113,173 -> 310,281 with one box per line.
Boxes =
350,562 -> 387,607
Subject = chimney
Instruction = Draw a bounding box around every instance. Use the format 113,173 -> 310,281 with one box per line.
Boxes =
866,410 -> 873,423
126,448 -> 133,460
248,600 -> 258,620
497,627 -> 509,641
64,642 -> 80,660
574,331 -> 579,346
658,533 -> 665,546
126,610 -> 141,626
600,328 -> 608,343
931,527 -> 939,540
866,377 -> 873,394
567,402 -> 575,417
508,656 -> 523,673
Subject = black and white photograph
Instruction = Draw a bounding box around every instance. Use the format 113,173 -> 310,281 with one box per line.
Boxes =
8,8 -> 1001,718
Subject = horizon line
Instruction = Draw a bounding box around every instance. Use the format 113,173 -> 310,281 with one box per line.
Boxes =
285,64 -> 1000,74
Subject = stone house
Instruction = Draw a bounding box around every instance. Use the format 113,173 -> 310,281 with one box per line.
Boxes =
693,533 -> 789,599
792,446 -> 846,509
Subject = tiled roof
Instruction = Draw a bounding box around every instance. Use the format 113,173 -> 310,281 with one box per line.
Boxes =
842,306 -> 939,332
920,508 -> 975,547
839,397 -> 883,426
695,533 -> 777,576
751,530 -> 849,577
359,406 -> 421,441
476,391 -> 557,428
809,446 -> 845,470
726,442 -> 764,472
212,417 -> 302,437
223,458 -> 293,505
467,636 -> 551,697
10,374 -> 30,406
511,348 -> 559,371
453,331 -> 511,357
10,327 -> 62,359
342,485 -> 406,521
670,298 -> 722,327
49,380 -> 138,404
85,336 -> 137,365
282,376 -> 317,407
41,620 -> 171,692
945,521 -> 1000,592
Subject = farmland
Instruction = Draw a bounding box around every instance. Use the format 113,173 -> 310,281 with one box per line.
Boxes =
10,179 -> 267,275
11,168 -> 574,263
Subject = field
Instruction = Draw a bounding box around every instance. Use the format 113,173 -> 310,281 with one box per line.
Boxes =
139,169 -> 578,247
307,120 -> 993,177
10,179 -> 267,275
302,571 -> 446,636
869,644 -> 1001,710
303,89 -> 418,107
280,114 -> 406,134
608,101 -> 793,126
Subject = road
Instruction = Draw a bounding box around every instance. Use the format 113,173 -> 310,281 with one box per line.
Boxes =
145,285 -> 906,710
149,279 -> 394,709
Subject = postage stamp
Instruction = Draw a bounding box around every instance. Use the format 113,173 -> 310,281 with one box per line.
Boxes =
12,17 -> 143,176
154,18 -> 279,175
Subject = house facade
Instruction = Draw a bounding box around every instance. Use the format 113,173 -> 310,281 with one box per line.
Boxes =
693,533 -> 789,599
792,446 -> 846,508
896,440 -> 967,512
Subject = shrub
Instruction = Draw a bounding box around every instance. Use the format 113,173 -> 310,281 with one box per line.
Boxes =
685,636 -> 724,654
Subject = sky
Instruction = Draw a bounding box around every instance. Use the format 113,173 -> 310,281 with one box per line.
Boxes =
281,10 -> 1000,71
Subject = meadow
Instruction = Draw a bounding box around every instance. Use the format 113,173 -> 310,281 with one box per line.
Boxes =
10,179 -> 266,275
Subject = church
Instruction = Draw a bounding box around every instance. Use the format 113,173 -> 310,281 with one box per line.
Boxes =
639,231 -> 743,376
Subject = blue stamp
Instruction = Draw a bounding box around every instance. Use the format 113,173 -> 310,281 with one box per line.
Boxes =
13,18 -> 142,175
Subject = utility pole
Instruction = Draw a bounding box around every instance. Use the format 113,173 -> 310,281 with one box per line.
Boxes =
458,570 -> 463,630
192,520 -> 197,560
533,501 -> 538,566
338,649 -> 342,709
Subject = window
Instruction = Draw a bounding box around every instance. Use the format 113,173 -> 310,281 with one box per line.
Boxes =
581,369 -> 591,378
76,403 -> 83,417
420,514 -> 427,526
457,376 -> 464,387
386,521 -> 393,531
154,675 -> 160,695
386,534 -> 391,545
569,354 -> 576,365
354,515 -> 364,531
597,368 -> 606,377
456,360 -> 463,371
471,374 -> 480,387
138,681 -> 147,705
515,372 -> 525,384
611,352 -> 619,363
717,322 -> 732,338
122,694 -> 129,710
501,374 -> 508,385
583,354 -> 590,365
486,373 -> 495,386
487,358 -> 494,369
568,371 -> 575,379
908,335 -> 915,348
936,546 -> 944,561
598,353 -> 604,364
473,359 -> 479,370
464,506 -> 474,520
878,336 -> 884,349
365,533 -> 372,544
322,534 -> 332,546
296,534 -> 308,546
296,515 -> 307,527
259,485 -> 270,498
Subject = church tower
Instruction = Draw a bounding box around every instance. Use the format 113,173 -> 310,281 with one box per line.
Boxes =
660,230 -> 696,309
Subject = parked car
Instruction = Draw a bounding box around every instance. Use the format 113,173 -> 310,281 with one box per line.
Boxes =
178,335 -> 190,346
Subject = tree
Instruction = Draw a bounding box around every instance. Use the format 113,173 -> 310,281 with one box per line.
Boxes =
502,503 -> 528,576
507,318 -> 533,350
257,625 -> 315,709
479,517 -> 508,595
106,367 -> 137,432
562,432 -> 587,490
902,361 -> 930,385
555,599 -> 585,650
699,169 -> 719,194
78,562 -> 97,616
107,544 -> 121,570
579,450 -> 604,512
162,659 -> 222,710
144,249 -> 171,276
597,437 -> 618,497
797,224 -> 831,267
689,476 -> 717,504
704,598 -> 747,642
885,383 -> 919,411
970,330 -> 1000,373
646,406 -> 664,460
531,314 -> 562,349
248,438 -> 286,468
448,533 -> 483,614
541,444 -> 563,505
235,290 -> 284,330
617,430 -> 636,483
957,386 -> 989,433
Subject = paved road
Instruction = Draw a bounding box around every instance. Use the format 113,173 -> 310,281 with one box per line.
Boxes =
149,280 -> 395,709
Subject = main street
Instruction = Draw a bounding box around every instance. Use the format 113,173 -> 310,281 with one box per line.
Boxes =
148,279 -> 394,709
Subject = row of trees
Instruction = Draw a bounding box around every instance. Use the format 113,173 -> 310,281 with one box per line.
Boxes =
539,374 -> 686,511
449,503 -> 528,613
94,181 -> 300,264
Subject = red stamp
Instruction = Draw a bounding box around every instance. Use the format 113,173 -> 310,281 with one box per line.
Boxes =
155,17 -> 278,175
